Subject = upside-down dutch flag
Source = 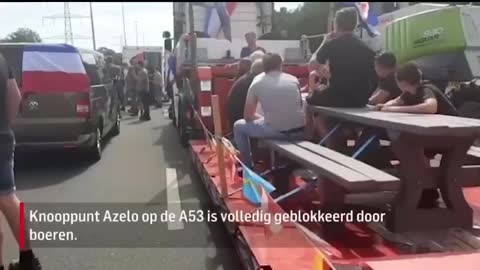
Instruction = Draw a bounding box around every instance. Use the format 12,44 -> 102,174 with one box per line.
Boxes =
22,44 -> 90,93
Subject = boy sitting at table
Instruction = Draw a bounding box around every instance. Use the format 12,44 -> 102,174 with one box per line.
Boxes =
368,52 -> 401,105
375,63 -> 456,115
376,63 -> 457,208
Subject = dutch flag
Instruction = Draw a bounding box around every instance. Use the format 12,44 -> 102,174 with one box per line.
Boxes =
22,44 -> 90,93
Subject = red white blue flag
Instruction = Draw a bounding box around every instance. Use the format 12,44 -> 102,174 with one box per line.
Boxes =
205,2 -> 237,41
343,2 -> 379,37
22,44 -> 90,93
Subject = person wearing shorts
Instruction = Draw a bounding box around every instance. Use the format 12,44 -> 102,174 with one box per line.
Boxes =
0,53 -> 42,269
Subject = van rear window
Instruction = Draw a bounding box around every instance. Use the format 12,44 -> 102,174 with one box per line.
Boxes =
0,46 -> 23,86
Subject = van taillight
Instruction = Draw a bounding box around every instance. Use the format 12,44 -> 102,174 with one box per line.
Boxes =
76,99 -> 90,118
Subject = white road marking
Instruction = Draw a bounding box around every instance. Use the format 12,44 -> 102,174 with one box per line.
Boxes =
166,168 -> 184,230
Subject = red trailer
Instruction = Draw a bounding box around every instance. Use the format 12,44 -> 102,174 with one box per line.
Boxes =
170,3 -> 480,270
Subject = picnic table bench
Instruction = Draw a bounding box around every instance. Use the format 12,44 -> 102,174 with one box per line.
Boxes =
304,106 -> 480,232
263,140 -> 400,193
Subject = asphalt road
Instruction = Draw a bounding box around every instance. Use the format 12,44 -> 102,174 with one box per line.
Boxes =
1,107 -> 243,270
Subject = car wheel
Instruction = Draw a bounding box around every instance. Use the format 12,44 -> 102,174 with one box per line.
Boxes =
86,127 -> 102,162
111,113 -> 120,136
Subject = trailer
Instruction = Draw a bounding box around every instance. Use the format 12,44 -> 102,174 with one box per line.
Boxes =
172,2 -> 480,270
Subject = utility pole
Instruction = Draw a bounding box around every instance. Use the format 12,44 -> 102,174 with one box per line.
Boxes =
43,2 -> 90,45
135,21 -> 139,47
89,2 -> 96,50
64,3 -> 74,44
121,2 -> 127,46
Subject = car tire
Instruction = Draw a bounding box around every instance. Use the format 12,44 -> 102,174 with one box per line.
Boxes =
111,113 -> 120,136
86,127 -> 102,162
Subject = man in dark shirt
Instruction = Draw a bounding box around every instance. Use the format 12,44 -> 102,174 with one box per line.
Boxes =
227,59 -> 263,132
305,7 -> 376,145
369,52 -> 401,105
240,32 -> 266,58
378,63 -> 456,115
106,56 -> 125,115
379,63 -> 458,208
307,7 -> 376,108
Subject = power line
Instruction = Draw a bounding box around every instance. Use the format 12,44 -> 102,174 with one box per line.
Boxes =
65,2 -> 73,44
121,2 -> 127,47
42,2 -> 90,45
89,2 -> 96,50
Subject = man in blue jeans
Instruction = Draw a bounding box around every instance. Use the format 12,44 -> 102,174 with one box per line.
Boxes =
233,53 -> 305,168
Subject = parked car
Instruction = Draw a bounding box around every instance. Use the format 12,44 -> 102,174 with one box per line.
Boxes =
0,43 -> 121,162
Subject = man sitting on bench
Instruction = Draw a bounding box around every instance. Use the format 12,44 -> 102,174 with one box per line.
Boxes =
227,59 -> 264,133
377,63 -> 457,207
377,63 -> 455,115
233,53 -> 305,169
368,52 -> 401,105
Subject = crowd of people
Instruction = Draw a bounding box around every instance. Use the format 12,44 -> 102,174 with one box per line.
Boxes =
107,58 -> 164,122
227,7 -> 461,208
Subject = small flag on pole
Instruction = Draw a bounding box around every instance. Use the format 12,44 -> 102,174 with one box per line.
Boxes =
260,186 -> 284,237
242,166 -> 275,205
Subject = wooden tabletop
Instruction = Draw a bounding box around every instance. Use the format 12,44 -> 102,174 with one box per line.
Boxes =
308,106 -> 480,136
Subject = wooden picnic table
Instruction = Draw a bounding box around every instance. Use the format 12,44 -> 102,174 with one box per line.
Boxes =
308,105 -> 480,232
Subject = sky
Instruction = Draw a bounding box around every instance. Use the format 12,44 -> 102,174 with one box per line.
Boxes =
0,2 -> 303,52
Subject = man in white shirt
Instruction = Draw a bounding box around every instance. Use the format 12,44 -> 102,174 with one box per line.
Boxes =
234,53 -> 305,168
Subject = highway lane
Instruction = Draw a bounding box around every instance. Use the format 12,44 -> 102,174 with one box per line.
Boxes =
1,107 -> 242,270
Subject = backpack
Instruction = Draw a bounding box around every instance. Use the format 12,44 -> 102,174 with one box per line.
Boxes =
422,82 -> 458,116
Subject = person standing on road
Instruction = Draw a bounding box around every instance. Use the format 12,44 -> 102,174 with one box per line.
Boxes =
136,60 -> 151,121
126,60 -> 139,115
105,57 -> 124,117
153,66 -> 164,108
0,53 -> 42,270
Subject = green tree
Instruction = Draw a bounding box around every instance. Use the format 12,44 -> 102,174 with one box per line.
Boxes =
1,28 -> 42,43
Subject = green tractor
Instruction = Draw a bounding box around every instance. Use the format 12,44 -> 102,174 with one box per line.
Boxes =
385,5 -> 480,122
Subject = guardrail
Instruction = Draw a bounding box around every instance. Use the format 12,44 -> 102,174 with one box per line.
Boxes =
300,33 -> 328,60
